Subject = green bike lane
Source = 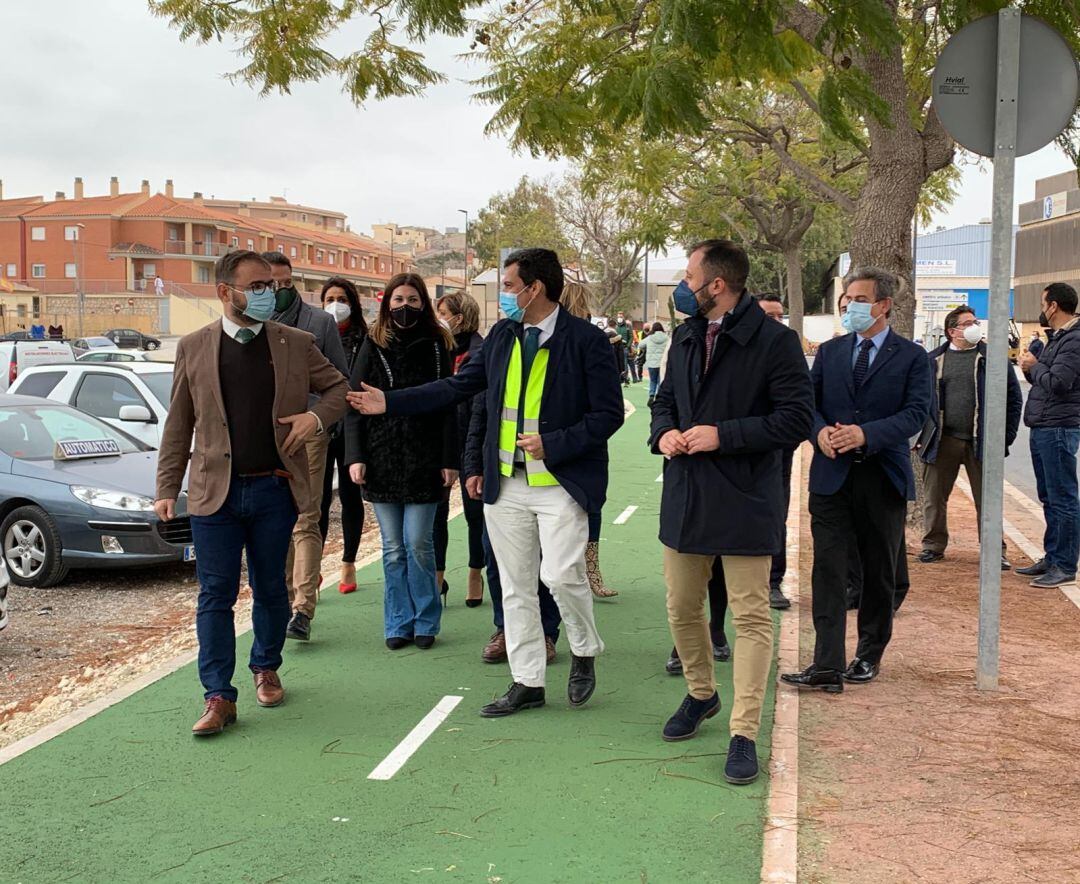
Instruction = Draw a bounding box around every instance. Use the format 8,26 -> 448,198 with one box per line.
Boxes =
2,383 -> 778,883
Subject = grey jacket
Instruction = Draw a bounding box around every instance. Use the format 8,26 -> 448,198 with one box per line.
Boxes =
293,300 -> 349,408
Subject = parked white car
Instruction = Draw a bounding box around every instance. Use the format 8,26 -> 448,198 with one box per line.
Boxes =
9,362 -> 174,447
76,348 -> 156,363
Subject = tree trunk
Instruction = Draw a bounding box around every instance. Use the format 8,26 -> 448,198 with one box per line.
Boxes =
783,244 -> 805,340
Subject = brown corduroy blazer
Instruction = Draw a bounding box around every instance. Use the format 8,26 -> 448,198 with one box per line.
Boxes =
156,319 -> 349,516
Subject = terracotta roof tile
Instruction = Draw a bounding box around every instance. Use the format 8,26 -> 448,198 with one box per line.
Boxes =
22,193 -> 150,218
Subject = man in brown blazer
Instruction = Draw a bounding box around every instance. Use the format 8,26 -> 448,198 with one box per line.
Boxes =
155,250 -> 348,737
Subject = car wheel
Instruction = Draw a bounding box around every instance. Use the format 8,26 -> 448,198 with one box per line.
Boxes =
1,506 -> 69,588
145,340 -> 159,351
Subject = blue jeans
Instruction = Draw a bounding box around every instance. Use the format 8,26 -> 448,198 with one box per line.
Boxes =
484,528 -> 561,641
372,501 -> 441,638
647,367 -> 661,398
1030,427 -> 1080,575
190,476 -> 298,702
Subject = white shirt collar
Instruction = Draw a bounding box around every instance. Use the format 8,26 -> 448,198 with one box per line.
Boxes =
525,304 -> 559,334
222,315 -> 263,340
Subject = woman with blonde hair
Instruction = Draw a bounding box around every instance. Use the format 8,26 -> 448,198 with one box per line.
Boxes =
558,281 -> 619,598
433,291 -> 487,606
346,274 -> 458,650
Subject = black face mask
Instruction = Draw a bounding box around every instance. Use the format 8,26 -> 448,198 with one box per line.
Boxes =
391,304 -> 423,330
1039,309 -> 1051,329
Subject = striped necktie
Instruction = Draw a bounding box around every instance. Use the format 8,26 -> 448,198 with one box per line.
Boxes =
853,338 -> 874,388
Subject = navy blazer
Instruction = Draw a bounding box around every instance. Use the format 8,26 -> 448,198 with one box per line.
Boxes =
383,309 -> 624,514
809,328 -> 932,500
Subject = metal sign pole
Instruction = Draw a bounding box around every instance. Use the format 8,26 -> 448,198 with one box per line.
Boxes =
977,7 -> 1021,691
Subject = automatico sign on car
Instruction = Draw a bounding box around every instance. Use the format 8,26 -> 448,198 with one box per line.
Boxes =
54,439 -> 122,460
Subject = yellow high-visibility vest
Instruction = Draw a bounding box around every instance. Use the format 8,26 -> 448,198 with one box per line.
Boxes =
498,338 -> 559,486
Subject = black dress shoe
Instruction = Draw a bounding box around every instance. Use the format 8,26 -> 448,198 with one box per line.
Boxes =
1016,558 -> 1048,577
780,665 -> 843,693
665,650 -> 683,675
568,655 -> 596,707
385,636 -> 413,650
285,612 -> 311,641
917,549 -> 944,563
769,585 -> 791,610
712,638 -> 732,662
414,635 -> 436,650
724,735 -> 759,785
1001,556 -> 1011,571
479,683 -> 546,717
843,658 -> 879,683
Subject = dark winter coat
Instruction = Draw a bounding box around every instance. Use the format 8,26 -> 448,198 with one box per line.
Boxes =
809,328 -> 932,501
648,292 -> 814,556
344,330 -> 458,504
917,341 -> 1021,463
329,320 -> 366,440
385,308 -> 624,515
450,330 -> 484,458
1024,318 -> 1080,428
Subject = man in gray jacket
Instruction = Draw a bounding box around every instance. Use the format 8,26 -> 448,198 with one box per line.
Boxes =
263,252 -> 348,640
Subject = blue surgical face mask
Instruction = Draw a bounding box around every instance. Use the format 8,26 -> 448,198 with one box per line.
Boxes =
500,286 -> 536,323
673,280 -> 707,316
841,300 -> 876,334
233,285 -> 276,323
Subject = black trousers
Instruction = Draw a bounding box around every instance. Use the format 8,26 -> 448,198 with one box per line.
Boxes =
319,431 -> 365,564
846,536 -> 910,611
770,448 -> 795,590
434,478 -> 486,572
810,461 -> 905,672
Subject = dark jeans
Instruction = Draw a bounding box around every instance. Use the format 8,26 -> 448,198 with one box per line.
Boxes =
319,431 -> 365,564
671,557 -> 729,659
810,461 -> 905,671
647,367 -> 661,398
434,479 -> 485,572
770,448 -> 794,590
1030,427 -> 1080,575
484,528 -> 561,642
587,510 -> 601,544
190,475 -> 298,702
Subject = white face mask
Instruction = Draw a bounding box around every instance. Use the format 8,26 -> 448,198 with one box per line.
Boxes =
325,301 -> 351,323
962,324 -> 982,345
438,318 -> 452,331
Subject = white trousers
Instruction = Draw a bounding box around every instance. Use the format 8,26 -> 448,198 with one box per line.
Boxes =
485,474 -> 604,687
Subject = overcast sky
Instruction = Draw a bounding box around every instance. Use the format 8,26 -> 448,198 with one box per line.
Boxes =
1,1 -> 1073,247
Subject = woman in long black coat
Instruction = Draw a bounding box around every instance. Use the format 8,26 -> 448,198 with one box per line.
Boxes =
345,274 -> 458,650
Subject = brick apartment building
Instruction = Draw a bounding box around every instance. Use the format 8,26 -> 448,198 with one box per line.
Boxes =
0,177 -> 410,335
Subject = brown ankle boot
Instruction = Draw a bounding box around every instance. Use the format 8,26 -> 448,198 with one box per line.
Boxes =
192,696 -> 237,736
586,541 -> 618,598
482,631 -> 507,663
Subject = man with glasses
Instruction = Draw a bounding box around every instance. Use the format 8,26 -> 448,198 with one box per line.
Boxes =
261,252 -> 348,642
156,250 -> 348,736
916,305 -> 1021,569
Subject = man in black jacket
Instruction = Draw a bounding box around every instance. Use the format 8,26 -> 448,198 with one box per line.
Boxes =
649,240 -> 813,785
1017,282 -> 1080,588
917,305 -> 1022,570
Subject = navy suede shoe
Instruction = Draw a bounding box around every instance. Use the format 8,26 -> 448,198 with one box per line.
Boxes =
724,735 -> 759,785
662,692 -> 720,742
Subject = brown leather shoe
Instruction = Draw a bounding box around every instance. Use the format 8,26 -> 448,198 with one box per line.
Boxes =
482,631 -> 507,664
192,696 -> 237,736
253,669 -> 284,707
545,636 -> 557,664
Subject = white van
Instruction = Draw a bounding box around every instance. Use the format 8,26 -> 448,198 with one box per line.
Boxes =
0,340 -> 77,392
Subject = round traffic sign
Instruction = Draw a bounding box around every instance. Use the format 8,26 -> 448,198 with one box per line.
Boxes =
932,13 -> 1079,157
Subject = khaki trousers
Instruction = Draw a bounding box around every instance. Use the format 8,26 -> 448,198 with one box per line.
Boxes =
287,433 -> 330,618
663,547 -> 772,741
921,435 -> 1005,555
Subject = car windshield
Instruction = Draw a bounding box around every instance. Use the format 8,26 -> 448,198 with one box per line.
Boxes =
140,372 -> 174,409
87,338 -> 113,348
0,404 -> 147,461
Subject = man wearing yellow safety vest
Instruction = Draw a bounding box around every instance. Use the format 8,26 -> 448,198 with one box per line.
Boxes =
347,249 -> 625,716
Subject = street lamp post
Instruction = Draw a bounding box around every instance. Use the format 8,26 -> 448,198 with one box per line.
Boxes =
73,223 -> 86,337
458,209 -> 469,292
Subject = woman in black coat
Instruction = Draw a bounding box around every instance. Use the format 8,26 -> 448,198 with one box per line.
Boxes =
318,277 -> 368,595
433,292 -> 486,607
345,274 -> 458,650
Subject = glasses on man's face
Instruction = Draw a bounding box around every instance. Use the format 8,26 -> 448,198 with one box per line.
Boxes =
231,281 -> 274,296
956,320 -> 979,329
272,279 -> 294,291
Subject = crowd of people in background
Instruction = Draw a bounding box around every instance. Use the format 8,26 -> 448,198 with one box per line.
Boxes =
155,237 -> 1080,790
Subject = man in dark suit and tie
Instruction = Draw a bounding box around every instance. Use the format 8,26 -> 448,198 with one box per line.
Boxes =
782,267 -> 932,693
